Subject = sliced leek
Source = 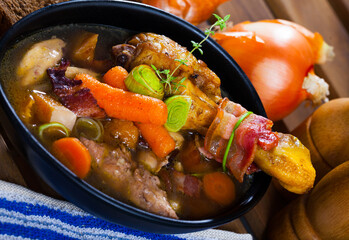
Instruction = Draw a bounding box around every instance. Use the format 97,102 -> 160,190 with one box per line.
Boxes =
72,117 -> 104,142
125,65 -> 164,99
165,95 -> 192,132
38,122 -> 70,145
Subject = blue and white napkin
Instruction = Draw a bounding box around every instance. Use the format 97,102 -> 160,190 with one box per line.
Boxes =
0,180 -> 252,240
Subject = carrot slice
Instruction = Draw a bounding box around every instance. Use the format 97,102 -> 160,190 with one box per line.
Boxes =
51,137 -> 91,179
75,73 -> 168,125
203,172 -> 236,206
136,122 -> 175,158
103,66 -> 128,90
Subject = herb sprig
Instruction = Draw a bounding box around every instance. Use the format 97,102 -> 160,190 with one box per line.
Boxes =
152,14 -> 230,94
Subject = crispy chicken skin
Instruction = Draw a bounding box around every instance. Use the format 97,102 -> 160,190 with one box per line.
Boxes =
254,133 -> 316,194
115,33 -> 222,103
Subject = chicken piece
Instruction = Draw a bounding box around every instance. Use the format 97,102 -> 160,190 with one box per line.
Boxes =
17,38 -> 66,86
180,79 -> 217,134
114,33 -> 222,102
112,44 -> 136,68
31,91 -> 77,131
81,138 -> 178,219
254,133 -> 316,194
204,98 -> 315,193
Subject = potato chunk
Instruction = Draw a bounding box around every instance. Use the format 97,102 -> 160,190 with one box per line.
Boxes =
17,38 -> 66,86
65,66 -> 100,79
32,92 -> 77,131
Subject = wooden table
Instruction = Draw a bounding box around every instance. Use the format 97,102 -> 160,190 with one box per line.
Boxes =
0,0 -> 348,239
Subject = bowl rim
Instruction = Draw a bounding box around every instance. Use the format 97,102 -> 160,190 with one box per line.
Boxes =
0,0 -> 271,232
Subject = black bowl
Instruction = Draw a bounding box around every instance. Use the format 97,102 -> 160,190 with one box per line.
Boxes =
0,0 -> 270,234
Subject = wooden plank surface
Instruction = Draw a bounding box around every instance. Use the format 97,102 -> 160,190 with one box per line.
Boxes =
329,0 -> 349,32
217,0 -> 274,22
0,0 -> 348,239
0,128 -> 26,186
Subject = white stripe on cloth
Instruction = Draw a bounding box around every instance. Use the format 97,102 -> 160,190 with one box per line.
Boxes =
0,180 -> 253,240
0,181 -> 90,217
0,209 -> 148,240
0,235 -> 31,240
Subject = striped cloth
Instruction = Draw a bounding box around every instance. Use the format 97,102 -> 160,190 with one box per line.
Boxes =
0,180 -> 252,240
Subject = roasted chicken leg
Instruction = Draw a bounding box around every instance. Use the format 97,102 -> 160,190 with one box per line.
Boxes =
113,32 -> 222,103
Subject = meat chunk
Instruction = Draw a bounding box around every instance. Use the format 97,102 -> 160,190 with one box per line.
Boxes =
180,79 -> 217,134
113,33 -> 222,103
113,33 -> 219,134
111,44 -> 136,69
81,138 -> 178,219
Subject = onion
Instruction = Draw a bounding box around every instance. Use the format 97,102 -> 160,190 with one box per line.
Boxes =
213,20 -> 333,121
141,0 -> 229,25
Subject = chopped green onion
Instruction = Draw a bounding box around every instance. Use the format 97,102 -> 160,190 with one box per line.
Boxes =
72,117 -> 104,142
191,173 -> 205,178
38,122 -> 70,144
222,111 -> 253,172
164,95 -> 192,132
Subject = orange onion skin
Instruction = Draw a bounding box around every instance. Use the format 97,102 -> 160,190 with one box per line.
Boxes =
141,0 -> 229,25
214,20 -> 318,121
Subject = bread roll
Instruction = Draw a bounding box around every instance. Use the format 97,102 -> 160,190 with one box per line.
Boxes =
0,0 -> 69,36
292,98 -> 349,182
267,161 -> 349,240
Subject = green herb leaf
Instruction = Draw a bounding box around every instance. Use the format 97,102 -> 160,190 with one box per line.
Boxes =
175,59 -> 188,66
151,64 -> 157,71
152,13 -> 230,95
191,40 -> 202,49
224,14 -> 231,22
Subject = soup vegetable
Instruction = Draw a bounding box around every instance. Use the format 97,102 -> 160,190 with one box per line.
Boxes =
1,18 -> 315,219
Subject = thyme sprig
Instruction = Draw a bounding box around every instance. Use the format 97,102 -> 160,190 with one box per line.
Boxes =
152,14 -> 230,95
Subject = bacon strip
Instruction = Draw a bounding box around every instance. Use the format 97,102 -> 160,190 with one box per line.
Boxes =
47,60 -> 106,118
204,98 -> 279,182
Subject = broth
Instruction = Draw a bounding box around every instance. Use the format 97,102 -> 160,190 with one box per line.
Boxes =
0,24 -> 253,220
